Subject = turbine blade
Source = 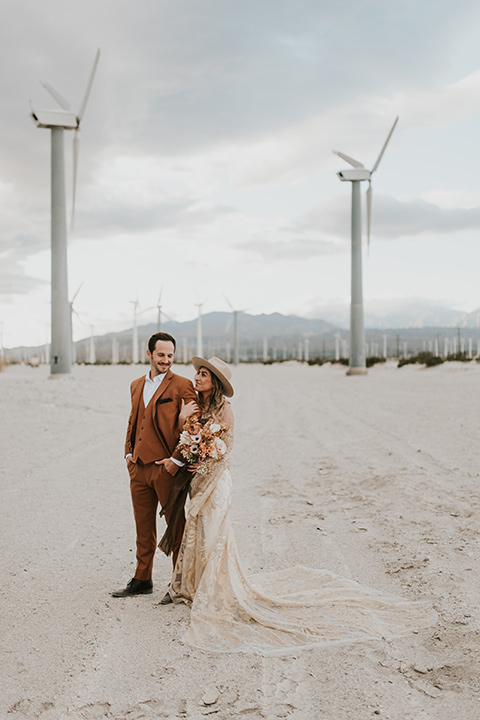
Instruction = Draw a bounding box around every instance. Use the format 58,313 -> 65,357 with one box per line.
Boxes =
157,285 -> 164,305
70,281 -> 84,304
332,150 -> 364,168
41,81 -> 72,111
223,294 -> 234,310
77,48 -> 100,123
71,131 -> 79,229
225,315 -> 232,333
371,116 -> 399,174
366,182 -> 372,251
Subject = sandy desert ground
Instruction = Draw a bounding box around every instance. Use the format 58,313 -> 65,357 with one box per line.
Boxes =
1,359 -> 480,720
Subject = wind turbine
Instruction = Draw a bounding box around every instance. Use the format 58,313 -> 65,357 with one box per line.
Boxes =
304,338 -> 310,363
30,49 -> 100,376
88,325 -> 96,364
195,300 -> 206,357
111,337 -> 119,365
153,286 -> 168,331
150,287 -> 173,331
131,299 -> 140,364
131,298 -> 163,362
156,288 -> 164,331
224,296 -> 246,366
333,116 -> 398,375
69,281 -> 83,363
0,321 -> 4,365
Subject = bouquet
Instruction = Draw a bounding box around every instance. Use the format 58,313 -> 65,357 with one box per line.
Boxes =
178,415 -> 229,475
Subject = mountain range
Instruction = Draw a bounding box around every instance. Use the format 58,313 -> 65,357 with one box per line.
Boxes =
6,303 -> 480,363
308,301 -> 480,329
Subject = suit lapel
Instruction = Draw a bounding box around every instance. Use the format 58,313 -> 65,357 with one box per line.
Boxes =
129,376 -> 145,445
151,368 -> 173,403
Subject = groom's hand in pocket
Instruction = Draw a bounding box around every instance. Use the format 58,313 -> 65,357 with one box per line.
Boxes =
155,457 -> 179,476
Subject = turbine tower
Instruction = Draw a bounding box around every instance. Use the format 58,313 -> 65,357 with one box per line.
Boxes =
131,299 -> 140,364
156,286 -> 164,331
150,286 -> 173,331
225,296 -> 245,366
195,301 -> 206,357
88,325 -> 96,364
0,321 -> 4,364
333,116 -> 398,376
111,337 -> 119,365
30,49 -> 100,376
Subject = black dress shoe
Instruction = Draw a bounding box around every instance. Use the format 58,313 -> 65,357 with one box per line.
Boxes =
111,578 -> 153,598
158,590 -> 173,605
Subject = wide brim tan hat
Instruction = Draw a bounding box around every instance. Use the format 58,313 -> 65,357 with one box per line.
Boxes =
192,356 -> 234,398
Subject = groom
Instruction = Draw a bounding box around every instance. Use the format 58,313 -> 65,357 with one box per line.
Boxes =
112,332 -> 197,598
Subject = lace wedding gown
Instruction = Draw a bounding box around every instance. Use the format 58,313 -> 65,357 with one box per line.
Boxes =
169,453 -> 436,655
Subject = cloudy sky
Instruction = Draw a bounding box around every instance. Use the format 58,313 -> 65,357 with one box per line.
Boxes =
1,0 -> 480,347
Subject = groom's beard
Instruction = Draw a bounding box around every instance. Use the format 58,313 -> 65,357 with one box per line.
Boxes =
151,359 -> 172,375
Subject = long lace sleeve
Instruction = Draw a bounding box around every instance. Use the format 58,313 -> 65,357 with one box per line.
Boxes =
221,403 -> 235,446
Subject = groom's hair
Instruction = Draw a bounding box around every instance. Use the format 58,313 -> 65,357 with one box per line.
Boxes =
148,332 -> 176,353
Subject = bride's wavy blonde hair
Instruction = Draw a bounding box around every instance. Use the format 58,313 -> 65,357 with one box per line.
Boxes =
198,369 -> 226,420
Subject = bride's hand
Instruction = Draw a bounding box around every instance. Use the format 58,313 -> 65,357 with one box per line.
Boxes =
179,399 -> 199,426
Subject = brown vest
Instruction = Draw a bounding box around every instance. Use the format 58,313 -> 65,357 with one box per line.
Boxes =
133,392 -> 166,464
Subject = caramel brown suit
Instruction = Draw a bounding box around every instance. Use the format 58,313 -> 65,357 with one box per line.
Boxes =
125,368 -> 196,580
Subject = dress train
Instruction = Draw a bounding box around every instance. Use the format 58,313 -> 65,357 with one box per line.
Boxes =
169,461 -> 436,655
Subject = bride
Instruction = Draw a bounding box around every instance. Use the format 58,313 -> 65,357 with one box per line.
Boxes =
159,356 -> 435,655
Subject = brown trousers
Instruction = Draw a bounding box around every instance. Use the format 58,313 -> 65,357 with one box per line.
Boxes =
129,460 -> 185,581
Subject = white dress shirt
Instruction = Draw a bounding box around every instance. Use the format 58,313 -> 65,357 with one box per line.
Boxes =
143,370 -> 166,407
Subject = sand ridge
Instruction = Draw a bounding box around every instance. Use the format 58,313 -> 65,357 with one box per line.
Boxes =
1,361 -> 479,719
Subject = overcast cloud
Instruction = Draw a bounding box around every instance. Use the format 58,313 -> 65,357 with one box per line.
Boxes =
1,0 -> 479,345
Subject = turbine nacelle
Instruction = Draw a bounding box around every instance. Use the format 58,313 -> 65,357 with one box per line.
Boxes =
31,108 -> 78,130
30,49 -> 100,228
333,116 -> 399,246
337,168 -> 371,182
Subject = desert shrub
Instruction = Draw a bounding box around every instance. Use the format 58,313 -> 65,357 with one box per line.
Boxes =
397,356 -> 417,368
398,352 -> 444,368
446,353 -> 471,363
424,355 -> 444,367
307,358 -> 327,366
417,351 -> 445,366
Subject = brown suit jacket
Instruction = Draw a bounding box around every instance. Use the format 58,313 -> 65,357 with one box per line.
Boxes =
125,368 -> 197,463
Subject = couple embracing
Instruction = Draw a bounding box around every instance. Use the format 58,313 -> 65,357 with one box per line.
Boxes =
112,332 -> 435,654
